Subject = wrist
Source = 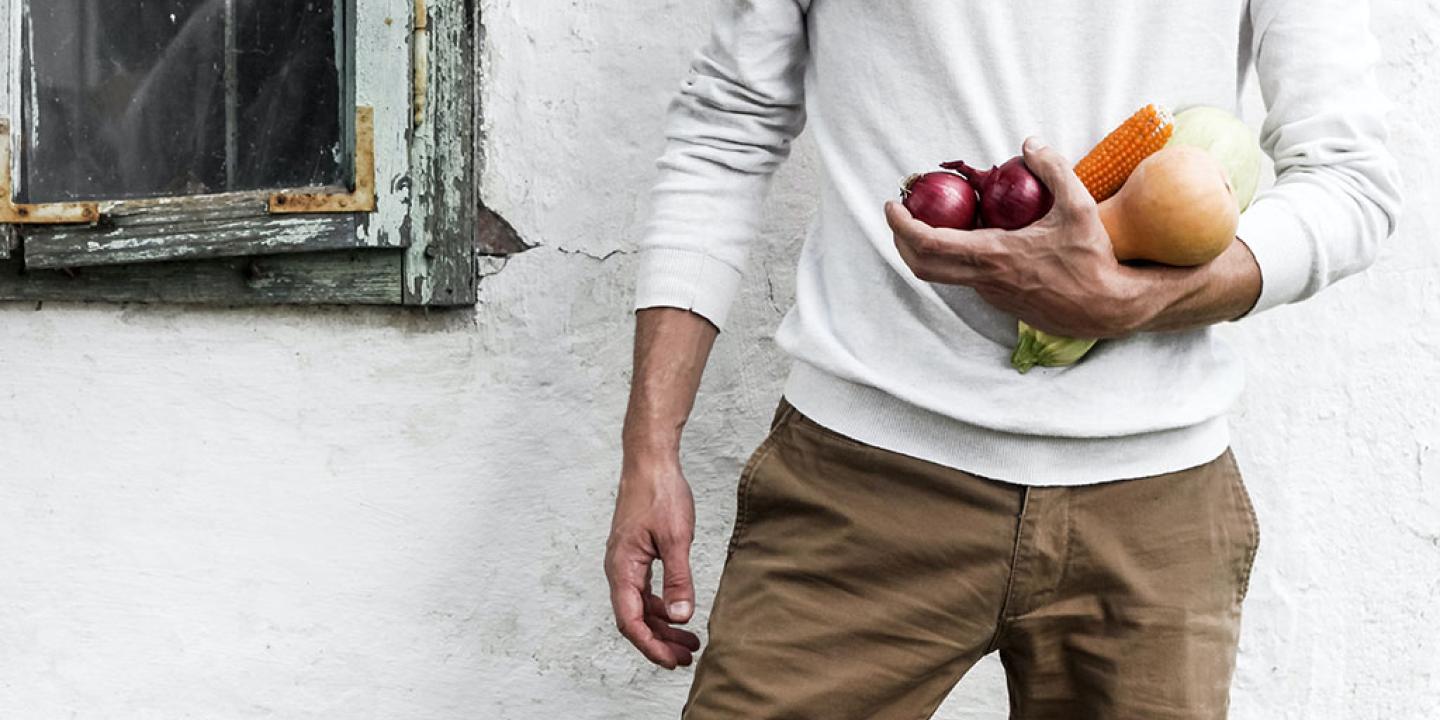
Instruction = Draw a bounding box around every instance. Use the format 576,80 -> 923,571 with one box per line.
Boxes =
622,425 -> 682,464
1110,265 -> 1176,335
620,443 -> 686,492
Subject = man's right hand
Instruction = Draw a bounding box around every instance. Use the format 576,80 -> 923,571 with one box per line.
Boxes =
607,307 -> 719,669
605,452 -> 702,669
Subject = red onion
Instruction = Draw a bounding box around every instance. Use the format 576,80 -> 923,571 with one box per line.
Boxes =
900,172 -> 978,231
942,157 -> 1054,231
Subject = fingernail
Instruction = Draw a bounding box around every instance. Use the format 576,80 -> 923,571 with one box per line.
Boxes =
668,601 -> 692,619
1024,136 -> 1047,152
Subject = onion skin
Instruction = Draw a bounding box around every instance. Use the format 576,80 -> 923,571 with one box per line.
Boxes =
943,157 -> 1054,231
901,171 -> 979,231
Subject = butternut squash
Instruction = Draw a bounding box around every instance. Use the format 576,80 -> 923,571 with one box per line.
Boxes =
1097,145 -> 1239,267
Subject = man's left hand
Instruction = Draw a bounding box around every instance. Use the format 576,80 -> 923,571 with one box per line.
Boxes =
886,137 -> 1155,340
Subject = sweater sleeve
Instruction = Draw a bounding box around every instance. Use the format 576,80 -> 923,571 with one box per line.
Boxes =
633,2 -> 811,331
1237,0 -> 1404,317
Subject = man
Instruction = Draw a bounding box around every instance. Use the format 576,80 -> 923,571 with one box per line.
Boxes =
605,1 -> 1402,717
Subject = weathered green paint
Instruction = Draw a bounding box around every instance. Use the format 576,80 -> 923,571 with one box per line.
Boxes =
403,0 -> 478,306
23,192 -> 368,269
353,0 -> 416,253
0,249 -> 403,305
0,0 -> 496,307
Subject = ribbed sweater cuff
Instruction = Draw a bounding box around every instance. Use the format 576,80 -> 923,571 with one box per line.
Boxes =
1236,196 -> 1314,317
633,246 -> 744,331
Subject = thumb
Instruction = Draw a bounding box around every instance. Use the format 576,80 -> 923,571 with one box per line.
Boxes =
658,533 -> 695,623
1021,137 -> 1091,213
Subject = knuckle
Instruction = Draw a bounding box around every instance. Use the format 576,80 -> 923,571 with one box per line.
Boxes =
969,247 -> 995,269
606,525 -> 640,551
621,619 -> 646,638
1063,203 -> 1096,225
909,233 -> 939,257
665,522 -> 694,544
967,240 -> 1002,272
657,530 -> 691,552
604,547 -> 637,573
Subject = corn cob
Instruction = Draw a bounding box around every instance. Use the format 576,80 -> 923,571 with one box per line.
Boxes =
1073,104 -> 1174,202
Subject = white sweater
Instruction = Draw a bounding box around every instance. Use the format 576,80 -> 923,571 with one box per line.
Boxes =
635,0 -> 1403,485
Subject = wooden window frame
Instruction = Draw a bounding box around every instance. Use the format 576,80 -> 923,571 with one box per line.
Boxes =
0,0 -> 507,307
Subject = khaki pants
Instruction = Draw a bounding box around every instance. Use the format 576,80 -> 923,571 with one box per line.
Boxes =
683,400 -> 1260,720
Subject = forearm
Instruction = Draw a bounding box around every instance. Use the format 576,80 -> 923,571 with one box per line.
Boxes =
622,308 -> 720,469
1128,238 -> 1263,333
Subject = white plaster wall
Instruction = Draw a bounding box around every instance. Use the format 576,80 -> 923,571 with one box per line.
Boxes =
1,1 -> 1437,718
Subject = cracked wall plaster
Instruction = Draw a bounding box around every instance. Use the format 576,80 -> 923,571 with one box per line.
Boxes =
1,1 -> 1437,718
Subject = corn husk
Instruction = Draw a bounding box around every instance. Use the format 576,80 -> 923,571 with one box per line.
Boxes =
1011,321 -> 1098,374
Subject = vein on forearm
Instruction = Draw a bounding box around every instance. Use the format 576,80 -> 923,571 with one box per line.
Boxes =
623,308 -> 720,458
1137,239 -> 1263,333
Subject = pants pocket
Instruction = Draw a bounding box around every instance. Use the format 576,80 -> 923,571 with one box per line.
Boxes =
726,399 -> 796,560
1223,449 -> 1261,604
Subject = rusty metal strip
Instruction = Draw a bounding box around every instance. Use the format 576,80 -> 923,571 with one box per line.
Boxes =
413,0 -> 429,128
269,106 -> 377,214
0,119 -> 100,225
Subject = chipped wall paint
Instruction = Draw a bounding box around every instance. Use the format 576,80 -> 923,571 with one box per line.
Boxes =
1,1 -> 1438,718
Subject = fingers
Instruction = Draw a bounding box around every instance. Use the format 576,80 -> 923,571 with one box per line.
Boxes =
886,200 -> 952,262
884,199 -> 928,239
885,201 -> 1002,284
658,533 -> 696,623
611,577 -> 682,669
608,546 -> 685,669
607,537 -> 705,670
645,615 -> 697,667
645,593 -> 702,651
886,202 -> 931,278
1021,137 -> 1093,215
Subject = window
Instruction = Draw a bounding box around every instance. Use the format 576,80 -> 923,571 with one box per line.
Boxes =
0,0 -> 517,306
21,1 -> 351,202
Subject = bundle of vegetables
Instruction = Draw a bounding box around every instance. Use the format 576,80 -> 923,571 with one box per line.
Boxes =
899,104 -> 1263,373
1011,104 -> 1263,373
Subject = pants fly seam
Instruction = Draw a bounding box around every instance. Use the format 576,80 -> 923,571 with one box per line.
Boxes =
986,487 -> 1030,654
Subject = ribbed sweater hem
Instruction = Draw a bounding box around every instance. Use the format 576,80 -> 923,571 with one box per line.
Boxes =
782,361 -> 1231,487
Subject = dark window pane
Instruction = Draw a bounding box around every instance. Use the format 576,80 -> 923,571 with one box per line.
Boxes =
19,0 -> 350,203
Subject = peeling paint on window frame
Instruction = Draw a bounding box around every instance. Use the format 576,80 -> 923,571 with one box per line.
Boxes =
0,0 -> 491,307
